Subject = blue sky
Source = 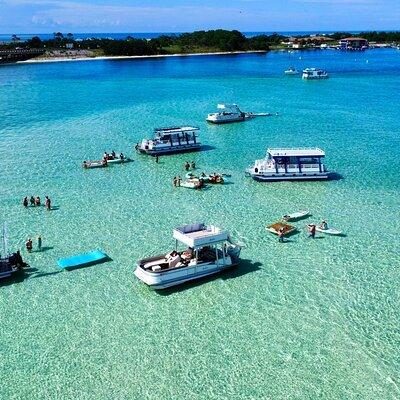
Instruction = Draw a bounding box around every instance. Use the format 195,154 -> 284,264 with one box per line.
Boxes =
0,0 -> 398,33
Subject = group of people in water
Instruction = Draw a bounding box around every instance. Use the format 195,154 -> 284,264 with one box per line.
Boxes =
184,161 -> 196,171
23,196 -> 52,210
103,150 -> 125,161
25,236 -> 42,253
278,220 -> 329,242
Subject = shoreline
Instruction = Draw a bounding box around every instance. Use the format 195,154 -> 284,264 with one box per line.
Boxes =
18,50 -> 268,64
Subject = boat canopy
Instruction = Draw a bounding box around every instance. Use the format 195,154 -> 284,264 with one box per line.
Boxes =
267,148 -> 325,158
173,223 -> 229,248
154,126 -> 199,135
217,104 -> 241,111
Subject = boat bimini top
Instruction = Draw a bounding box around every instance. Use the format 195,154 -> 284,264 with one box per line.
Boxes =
173,223 -> 230,248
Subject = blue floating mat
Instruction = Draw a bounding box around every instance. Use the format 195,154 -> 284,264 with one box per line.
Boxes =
57,250 -> 109,270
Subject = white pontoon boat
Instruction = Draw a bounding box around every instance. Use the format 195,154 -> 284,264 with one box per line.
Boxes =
134,223 -> 241,289
135,126 -> 201,156
246,148 -> 332,182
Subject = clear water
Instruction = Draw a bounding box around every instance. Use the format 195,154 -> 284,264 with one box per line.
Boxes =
0,49 -> 399,399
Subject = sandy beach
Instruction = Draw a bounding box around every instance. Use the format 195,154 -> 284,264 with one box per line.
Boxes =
18,50 -> 268,64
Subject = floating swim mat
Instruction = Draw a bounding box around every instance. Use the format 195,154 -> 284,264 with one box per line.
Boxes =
57,250 -> 109,269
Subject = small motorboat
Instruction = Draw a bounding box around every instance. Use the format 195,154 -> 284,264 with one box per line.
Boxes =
106,156 -> 132,164
266,222 -> 296,236
185,172 -> 225,184
83,160 -> 108,169
284,67 -> 299,75
179,178 -> 204,189
283,210 -> 310,221
315,226 -> 342,235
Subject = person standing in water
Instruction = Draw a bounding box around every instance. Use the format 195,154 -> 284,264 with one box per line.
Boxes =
191,161 -> 196,169
25,238 -> 33,253
37,236 -> 42,252
23,197 -> 28,207
30,196 -> 35,206
308,224 -> 316,238
35,196 -> 41,206
278,227 -> 285,243
184,162 -> 190,171
45,196 -> 51,211
156,155 -> 159,163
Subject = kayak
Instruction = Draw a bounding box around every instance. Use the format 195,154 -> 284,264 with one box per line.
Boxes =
283,210 -> 310,221
266,221 -> 296,236
315,227 -> 342,235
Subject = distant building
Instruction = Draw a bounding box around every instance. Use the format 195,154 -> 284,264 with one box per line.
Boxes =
339,37 -> 369,50
66,43 -> 73,49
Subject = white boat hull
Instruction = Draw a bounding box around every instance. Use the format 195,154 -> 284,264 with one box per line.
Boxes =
315,227 -> 342,235
134,262 -> 234,289
251,173 -> 330,182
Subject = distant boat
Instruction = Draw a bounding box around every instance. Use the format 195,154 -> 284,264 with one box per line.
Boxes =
302,68 -> 329,80
206,104 -> 247,124
284,67 -> 299,75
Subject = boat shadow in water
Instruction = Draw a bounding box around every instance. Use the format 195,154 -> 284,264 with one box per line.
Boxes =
0,266 -> 40,286
328,172 -> 343,181
157,258 -> 262,296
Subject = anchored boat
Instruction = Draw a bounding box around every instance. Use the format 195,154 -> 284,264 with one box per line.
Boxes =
206,104 -> 270,124
134,223 -> 241,289
135,126 -> 201,156
302,68 -> 329,80
0,223 -> 28,280
284,67 -> 299,75
246,148 -> 332,182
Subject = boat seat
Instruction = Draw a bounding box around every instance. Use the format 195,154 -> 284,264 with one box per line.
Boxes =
168,255 -> 181,268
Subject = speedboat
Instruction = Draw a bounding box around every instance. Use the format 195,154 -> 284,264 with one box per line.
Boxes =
284,67 -> 299,75
302,68 -> 329,79
246,148 -> 332,182
206,104 -> 246,124
134,223 -> 241,289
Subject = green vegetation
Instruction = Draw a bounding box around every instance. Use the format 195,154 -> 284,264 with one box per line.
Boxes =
329,31 -> 400,42
0,30 -> 399,59
0,30 -> 273,55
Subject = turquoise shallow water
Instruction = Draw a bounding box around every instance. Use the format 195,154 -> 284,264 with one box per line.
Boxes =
1,49 -> 400,399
